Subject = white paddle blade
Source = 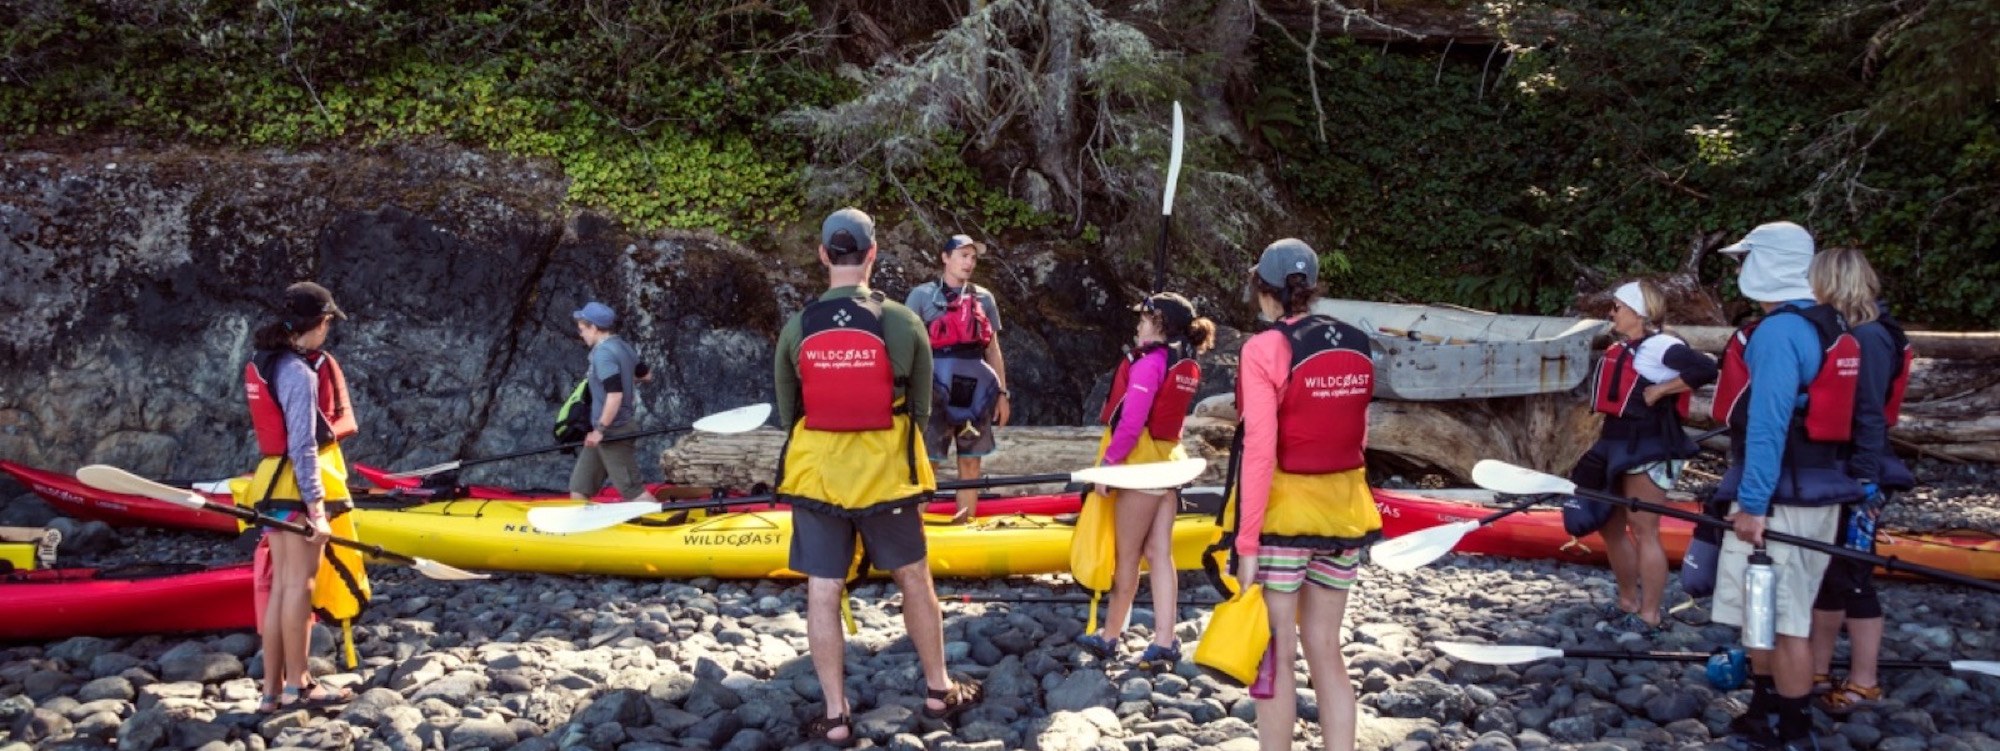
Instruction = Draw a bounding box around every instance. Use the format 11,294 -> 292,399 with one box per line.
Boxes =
1073,458 -> 1207,491
1952,661 -> 2000,678
1162,101 -> 1185,216
1370,520 -> 1478,572
412,558 -> 490,581
381,460 -> 463,480
525,501 -> 662,535
1433,641 -> 1564,666
1470,460 -> 1578,497
693,403 -> 772,434
76,465 -> 209,510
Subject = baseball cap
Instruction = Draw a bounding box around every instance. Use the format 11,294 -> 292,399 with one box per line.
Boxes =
283,282 -> 346,322
1719,221 -> 1812,259
942,234 -> 984,255
573,301 -> 617,329
1134,292 -> 1197,335
1725,222 -> 1816,303
821,208 -> 876,257
1254,238 -> 1319,287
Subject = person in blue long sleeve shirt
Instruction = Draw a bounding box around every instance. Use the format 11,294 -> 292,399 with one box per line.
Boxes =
1709,221 -> 1863,751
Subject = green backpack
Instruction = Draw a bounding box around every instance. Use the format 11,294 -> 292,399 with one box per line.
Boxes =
553,378 -> 592,444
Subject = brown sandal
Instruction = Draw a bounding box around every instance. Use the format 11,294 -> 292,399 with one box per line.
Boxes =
922,678 -> 982,721
1815,680 -> 1882,715
804,712 -> 854,747
1811,672 -> 1835,695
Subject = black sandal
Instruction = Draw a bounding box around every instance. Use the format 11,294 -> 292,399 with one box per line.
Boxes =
804,712 -> 855,747
922,678 -> 982,721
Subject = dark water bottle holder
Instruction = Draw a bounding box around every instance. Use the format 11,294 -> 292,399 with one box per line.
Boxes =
949,375 -> 978,409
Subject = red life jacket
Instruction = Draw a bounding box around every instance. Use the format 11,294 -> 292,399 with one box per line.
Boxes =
1239,315 -> 1374,474
925,284 -> 995,354
1098,344 -> 1203,441
797,293 -> 899,432
1876,315 -> 1914,428
1591,335 -> 1691,419
245,350 -> 358,457
1709,304 -> 1860,443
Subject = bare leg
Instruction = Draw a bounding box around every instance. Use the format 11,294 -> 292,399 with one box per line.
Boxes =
1809,608 -> 1844,678
1256,588 -> 1300,751
890,559 -> 953,702
1299,584 -> 1356,751
955,456 -> 981,522
1142,490 -> 1179,647
1598,507 -> 1640,615
271,531 -> 323,692
1099,490 -> 1165,641
1773,634 -> 1814,698
1844,616 -> 1884,690
805,576 -> 851,742
258,538 -> 285,703
1619,474 -> 1669,625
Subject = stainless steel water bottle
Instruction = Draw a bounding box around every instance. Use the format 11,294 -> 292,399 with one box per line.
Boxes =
1741,547 -> 1779,650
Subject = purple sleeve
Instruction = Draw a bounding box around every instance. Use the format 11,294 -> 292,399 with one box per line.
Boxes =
274,357 -> 326,504
1102,350 -> 1168,465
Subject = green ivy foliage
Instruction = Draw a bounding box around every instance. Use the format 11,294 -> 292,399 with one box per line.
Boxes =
0,0 -> 849,238
1258,0 -> 1999,327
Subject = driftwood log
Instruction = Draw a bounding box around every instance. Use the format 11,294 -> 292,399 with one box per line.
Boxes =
659,394 -> 1601,489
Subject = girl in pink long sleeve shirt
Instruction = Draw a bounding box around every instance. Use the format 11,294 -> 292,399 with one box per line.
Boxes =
1075,292 -> 1214,667
1232,238 -> 1375,751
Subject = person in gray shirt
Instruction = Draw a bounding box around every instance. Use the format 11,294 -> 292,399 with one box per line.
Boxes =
906,234 -> 1010,523
568,301 -> 662,506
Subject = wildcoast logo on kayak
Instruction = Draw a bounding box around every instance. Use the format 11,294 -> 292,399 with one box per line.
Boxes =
683,531 -> 785,547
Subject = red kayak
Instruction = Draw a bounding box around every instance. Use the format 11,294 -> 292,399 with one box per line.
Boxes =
1374,488 -> 2000,582
0,563 -> 255,641
2,460 -> 238,534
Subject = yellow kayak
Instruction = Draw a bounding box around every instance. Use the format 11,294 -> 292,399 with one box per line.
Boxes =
352,500 -> 1222,579
0,527 -> 60,573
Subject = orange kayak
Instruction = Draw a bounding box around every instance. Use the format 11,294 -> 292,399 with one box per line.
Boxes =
1375,489 -> 2000,582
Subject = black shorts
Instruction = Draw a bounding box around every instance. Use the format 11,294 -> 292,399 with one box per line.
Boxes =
788,505 -> 928,579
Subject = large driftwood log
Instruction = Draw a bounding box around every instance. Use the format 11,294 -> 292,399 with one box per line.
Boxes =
660,395 -> 1599,489
1672,325 -> 2000,362
1685,357 -> 2000,463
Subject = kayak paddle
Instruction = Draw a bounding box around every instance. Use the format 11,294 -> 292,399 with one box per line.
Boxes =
1470,459 -> 2000,595
1370,491 -> 1553,572
526,457 -> 1211,535
1151,100 -> 1184,293
76,465 -> 488,581
1433,641 -> 2000,677
381,402 -> 772,480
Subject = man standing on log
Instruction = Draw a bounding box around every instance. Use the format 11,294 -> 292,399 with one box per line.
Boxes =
906,234 -> 1010,523
1709,221 -> 1863,751
773,208 -> 981,745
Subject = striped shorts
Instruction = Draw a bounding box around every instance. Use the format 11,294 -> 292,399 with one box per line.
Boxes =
1255,545 -> 1362,594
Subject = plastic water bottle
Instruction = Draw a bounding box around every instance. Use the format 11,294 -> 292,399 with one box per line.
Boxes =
1741,547 -> 1779,650
1249,643 -> 1278,699
1845,483 -> 1883,553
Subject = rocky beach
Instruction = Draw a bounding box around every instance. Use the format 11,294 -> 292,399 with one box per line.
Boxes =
3,454 -> 1996,751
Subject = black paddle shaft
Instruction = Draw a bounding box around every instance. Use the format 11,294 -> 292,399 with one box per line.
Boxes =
637,472 -> 1089,516
1478,492 -> 1554,525
1555,648 -> 1963,673
195,497 -> 419,565
1571,487 -> 2000,595
462,424 -> 695,469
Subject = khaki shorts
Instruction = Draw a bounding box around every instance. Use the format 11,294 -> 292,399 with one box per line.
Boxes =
569,425 -> 648,500
1712,503 -> 1839,639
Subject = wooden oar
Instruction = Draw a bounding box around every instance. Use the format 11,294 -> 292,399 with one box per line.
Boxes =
1433,641 -> 2000,677
1370,491 -> 1553,572
76,466 -> 488,581
381,403 -> 771,480
1470,459 -> 2000,595
526,458 -> 1210,535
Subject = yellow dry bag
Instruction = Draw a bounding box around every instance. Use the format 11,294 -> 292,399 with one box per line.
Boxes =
1194,583 -> 1270,686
